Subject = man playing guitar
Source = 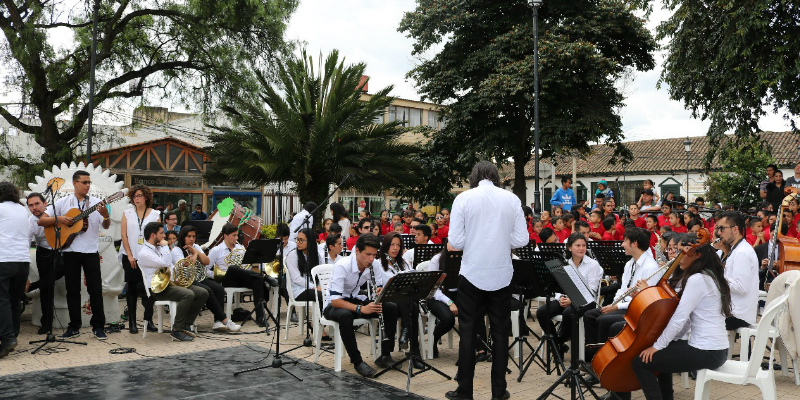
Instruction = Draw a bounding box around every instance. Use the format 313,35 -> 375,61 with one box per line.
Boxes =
38,170 -> 111,340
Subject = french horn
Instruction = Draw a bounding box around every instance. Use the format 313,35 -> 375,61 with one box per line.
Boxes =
173,258 -> 200,287
151,267 -> 172,294
215,248 -> 245,282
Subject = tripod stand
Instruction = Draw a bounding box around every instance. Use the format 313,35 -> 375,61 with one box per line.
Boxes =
524,253 -> 568,377
373,271 -> 451,394
508,259 -> 547,382
537,257 -> 602,400
234,190 -> 301,381
30,180 -> 86,353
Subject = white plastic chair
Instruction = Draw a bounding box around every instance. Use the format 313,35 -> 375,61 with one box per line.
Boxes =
144,300 -> 177,338
283,257 -> 311,340
224,287 -> 252,321
311,264 -> 377,372
694,292 -> 790,400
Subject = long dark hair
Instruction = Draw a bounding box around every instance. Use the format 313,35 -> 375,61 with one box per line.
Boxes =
380,232 -> 405,272
468,160 -> 500,188
177,225 -> 197,257
669,236 -> 733,318
331,202 -> 348,223
297,228 -> 319,277
565,233 -> 587,261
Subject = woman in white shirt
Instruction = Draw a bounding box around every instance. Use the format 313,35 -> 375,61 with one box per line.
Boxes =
174,226 -> 240,332
536,232 -> 602,346
426,246 -> 458,359
285,228 -> 330,340
632,236 -> 731,400
119,184 -> 161,334
331,202 -> 351,243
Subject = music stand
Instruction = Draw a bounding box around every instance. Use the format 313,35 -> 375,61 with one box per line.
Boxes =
537,259 -> 603,400
538,242 -> 567,256
588,244 -> 628,279
508,258 -> 545,382
400,234 -> 415,251
412,244 -> 444,268
189,220 -> 215,245
513,243 -> 537,260
372,271 -> 451,393
521,252 -> 566,378
441,251 -> 462,291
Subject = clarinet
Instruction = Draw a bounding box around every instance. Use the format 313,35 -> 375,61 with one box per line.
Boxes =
367,261 -> 390,342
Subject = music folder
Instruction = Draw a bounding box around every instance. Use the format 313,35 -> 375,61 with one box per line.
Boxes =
546,259 -> 593,308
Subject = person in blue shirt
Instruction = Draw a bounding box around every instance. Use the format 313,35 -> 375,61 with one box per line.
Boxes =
190,204 -> 208,220
550,176 -> 576,212
596,180 -> 614,199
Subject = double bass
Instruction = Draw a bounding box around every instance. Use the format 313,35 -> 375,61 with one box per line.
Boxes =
768,190 -> 800,274
591,229 -> 711,392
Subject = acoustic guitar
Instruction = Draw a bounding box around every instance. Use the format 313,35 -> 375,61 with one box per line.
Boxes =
44,191 -> 125,250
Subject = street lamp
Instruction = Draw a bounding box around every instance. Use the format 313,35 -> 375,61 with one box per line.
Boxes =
684,137 -> 692,201
531,0 -> 543,213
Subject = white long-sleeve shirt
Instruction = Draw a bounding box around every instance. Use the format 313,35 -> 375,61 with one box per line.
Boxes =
723,239 -> 759,324
136,242 -> 173,297
285,247 -> 314,298
427,253 -> 453,304
289,209 -> 313,243
557,256 -> 603,301
449,180 -> 529,291
654,273 -> 728,351
325,255 -> 383,309
614,250 -> 661,310
0,202 -> 31,262
207,242 -> 245,278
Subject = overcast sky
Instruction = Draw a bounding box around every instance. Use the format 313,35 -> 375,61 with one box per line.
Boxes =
285,0 -> 792,142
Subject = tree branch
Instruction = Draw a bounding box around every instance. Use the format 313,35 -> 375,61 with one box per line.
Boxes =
0,104 -> 40,136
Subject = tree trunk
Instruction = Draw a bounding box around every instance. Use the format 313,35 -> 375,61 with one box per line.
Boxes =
512,152 -> 528,205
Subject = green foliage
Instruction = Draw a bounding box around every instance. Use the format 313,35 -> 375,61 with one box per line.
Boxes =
261,224 -> 277,239
0,0 -> 297,182
205,50 -> 423,227
657,0 -> 800,149
399,0 -> 656,203
704,136 -> 775,209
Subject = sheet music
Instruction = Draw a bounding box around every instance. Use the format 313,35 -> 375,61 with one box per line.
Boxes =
559,264 -> 594,306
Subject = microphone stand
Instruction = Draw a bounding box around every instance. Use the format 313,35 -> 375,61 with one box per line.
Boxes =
290,174 -> 352,349
30,182 -> 87,353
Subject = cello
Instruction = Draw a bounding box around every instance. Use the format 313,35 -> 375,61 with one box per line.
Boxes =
769,191 -> 800,274
591,228 -> 711,392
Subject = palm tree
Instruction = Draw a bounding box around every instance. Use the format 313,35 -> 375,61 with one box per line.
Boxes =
205,50 -> 422,220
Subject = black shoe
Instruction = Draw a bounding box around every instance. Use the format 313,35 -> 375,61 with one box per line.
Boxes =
255,315 -> 269,328
476,351 -> 489,362
170,331 -> 194,341
491,390 -> 510,400
145,320 -> 158,332
558,343 -> 569,360
93,329 -> 107,340
411,355 -> 425,370
129,320 -> 139,334
375,354 -> 396,369
0,339 -> 18,358
290,311 -> 298,323
37,326 -> 49,335
398,327 -> 410,350
583,374 -> 600,386
354,361 -> 376,378
445,390 -> 473,400
600,393 -> 630,400
60,328 -> 80,339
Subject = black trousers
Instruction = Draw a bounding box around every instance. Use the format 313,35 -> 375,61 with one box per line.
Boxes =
0,262 -> 29,342
323,298 -> 399,366
193,281 -> 226,322
427,298 -> 456,345
222,266 -> 268,320
726,316 -> 750,331
35,248 -> 64,331
583,307 -> 626,360
121,256 -> 154,322
632,340 -> 727,400
536,299 -> 576,343
199,278 -> 225,309
454,276 -> 511,399
63,252 -> 105,331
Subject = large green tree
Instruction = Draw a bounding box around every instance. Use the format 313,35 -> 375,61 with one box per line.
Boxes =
205,50 -> 422,223
0,0 -> 296,182
657,0 -> 800,150
704,135 -> 775,209
399,0 -> 657,204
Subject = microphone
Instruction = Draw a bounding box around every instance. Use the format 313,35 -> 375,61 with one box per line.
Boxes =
43,181 -> 56,197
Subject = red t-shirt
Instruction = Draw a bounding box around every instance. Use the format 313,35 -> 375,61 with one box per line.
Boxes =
346,235 -> 359,249
705,219 -> 715,232
554,228 -> 570,243
543,221 -> 553,230
789,225 -> 799,238
381,222 -> 392,235
671,225 -> 688,233
403,224 -> 411,234
601,232 -> 614,241
530,232 -> 541,244
437,225 -> 449,240
430,236 -> 442,244
318,232 -> 328,243
657,214 -> 670,227
614,223 -> 625,241
746,234 -> 759,246
649,230 -> 658,247
590,223 -> 606,237
631,217 -> 647,229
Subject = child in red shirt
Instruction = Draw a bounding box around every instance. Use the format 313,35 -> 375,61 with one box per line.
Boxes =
746,218 -> 767,246
588,210 -> 605,241
668,213 -> 687,233
628,204 -> 647,229
601,217 -> 616,241
530,219 -> 543,243
552,217 -> 570,243
657,203 -> 672,227
540,210 -> 552,230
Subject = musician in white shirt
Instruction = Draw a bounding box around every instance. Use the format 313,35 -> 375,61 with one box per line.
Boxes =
426,246 -> 458,359
119,184 -> 160,334
38,170 -> 111,340
715,212 -> 759,330
136,222 -> 208,342
633,238 -> 731,400
318,233 -> 343,264
536,233 -> 602,346
401,224 -> 433,267
445,161 -> 528,400
25,193 -> 62,335
207,223 -> 270,327
288,202 -> 316,243
0,183 -> 32,358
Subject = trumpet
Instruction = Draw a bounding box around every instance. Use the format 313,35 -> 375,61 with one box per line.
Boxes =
367,262 -> 390,342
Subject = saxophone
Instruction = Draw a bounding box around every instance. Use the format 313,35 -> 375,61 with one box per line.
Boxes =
367,262 -> 390,342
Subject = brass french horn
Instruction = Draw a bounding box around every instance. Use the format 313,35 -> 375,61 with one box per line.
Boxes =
151,267 -> 172,294
215,248 -> 245,282
173,258 -> 200,287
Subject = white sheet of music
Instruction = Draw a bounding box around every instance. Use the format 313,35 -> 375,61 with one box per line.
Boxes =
563,264 -> 594,305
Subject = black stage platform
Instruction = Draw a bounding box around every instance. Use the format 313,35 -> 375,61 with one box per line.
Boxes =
0,345 -> 433,400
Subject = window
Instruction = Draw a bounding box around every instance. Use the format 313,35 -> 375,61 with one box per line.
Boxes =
428,111 -> 439,128
409,108 -> 422,127
388,106 -> 410,126
373,109 -> 385,124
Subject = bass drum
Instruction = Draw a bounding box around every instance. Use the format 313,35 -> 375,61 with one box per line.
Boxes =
207,202 -> 263,249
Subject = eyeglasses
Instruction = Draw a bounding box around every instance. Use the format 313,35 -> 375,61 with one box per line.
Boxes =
295,238 -> 307,243
715,225 -> 734,231
133,194 -> 145,198
77,180 -> 91,185
435,216 -> 443,220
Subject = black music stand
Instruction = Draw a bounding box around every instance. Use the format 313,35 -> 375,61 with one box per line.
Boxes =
538,242 -> 567,256
513,243 -> 537,260
412,244 -> 444,269
373,271 -> 451,393
400,234 -> 415,251
237,239 -> 280,327
508,258 -> 545,382
589,244 -> 628,279
537,259 -> 603,400
523,252 -> 566,378
441,251 -> 462,291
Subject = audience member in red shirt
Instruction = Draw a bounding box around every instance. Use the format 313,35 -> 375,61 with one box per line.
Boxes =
601,216 -> 616,240
668,213 -> 687,233
540,210 -> 552,230
657,203 -> 673,227
434,211 -> 449,240
318,217 -> 333,243
530,219 -> 543,243
401,210 -> 414,234
562,213 -> 574,237
602,200 -> 620,223
587,210 -> 605,241
628,204 -> 647,229
379,210 -> 394,235
552,217 -> 570,243
346,218 -> 373,250
392,221 -> 404,234
686,218 -> 704,233
746,218 -> 767,246
573,201 -> 589,222
614,221 -> 626,241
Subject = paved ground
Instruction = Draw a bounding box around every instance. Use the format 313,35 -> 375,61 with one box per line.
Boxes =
1,297 -> 798,400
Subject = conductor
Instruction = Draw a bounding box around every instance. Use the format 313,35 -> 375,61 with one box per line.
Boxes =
445,161 -> 529,400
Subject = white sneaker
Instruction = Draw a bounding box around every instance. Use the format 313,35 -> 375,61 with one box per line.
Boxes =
226,319 -> 241,332
212,321 -> 229,332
